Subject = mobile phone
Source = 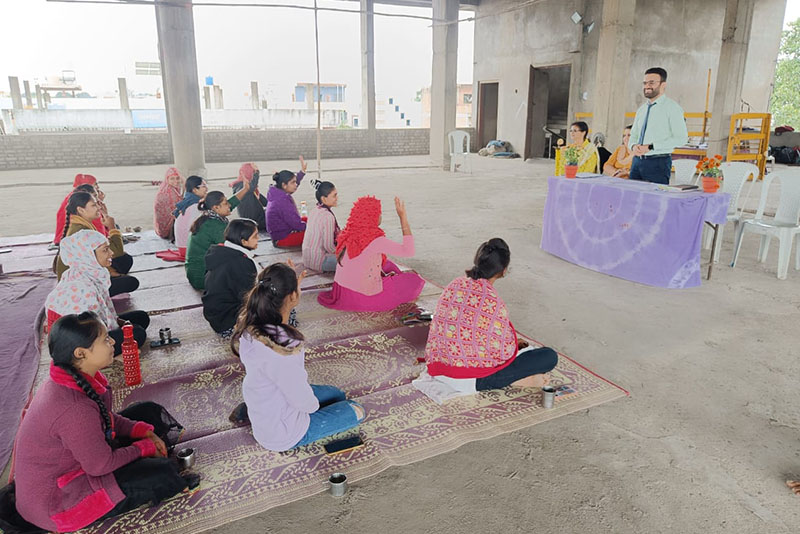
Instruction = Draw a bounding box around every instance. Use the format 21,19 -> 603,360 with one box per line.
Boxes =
323,435 -> 364,455
555,385 -> 576,396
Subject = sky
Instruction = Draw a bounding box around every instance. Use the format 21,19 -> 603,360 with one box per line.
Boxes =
1,0 -> 797,109
0,0 -> 475,108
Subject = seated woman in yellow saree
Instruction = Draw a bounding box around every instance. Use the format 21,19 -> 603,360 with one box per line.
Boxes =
555,121 -> 600,176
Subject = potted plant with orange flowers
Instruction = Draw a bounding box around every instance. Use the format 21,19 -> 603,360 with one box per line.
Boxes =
563,145 -> 581,178
697,154 -> 723,193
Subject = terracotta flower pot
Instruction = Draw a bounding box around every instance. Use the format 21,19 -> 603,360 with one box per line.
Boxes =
701,175 -> 720,193
565,164 -> 578,179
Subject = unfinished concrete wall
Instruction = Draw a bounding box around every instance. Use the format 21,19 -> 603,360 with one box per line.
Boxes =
0,128 -> 468,171
473,0 -> 785,155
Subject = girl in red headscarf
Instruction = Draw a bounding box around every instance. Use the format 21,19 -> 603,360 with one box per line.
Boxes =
230,163 -> 268,231
153,167 -> 183,240
54,174 -> 107,245
317,196 -> 424,311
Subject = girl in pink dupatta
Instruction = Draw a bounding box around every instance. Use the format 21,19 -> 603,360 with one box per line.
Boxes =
153,167 -> 183,240
424,238 -> 558,393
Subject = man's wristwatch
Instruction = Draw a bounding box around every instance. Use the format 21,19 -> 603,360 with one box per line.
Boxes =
647,143 -> 654,150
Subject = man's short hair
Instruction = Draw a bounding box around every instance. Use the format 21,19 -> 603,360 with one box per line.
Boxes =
645,67 -> 667,82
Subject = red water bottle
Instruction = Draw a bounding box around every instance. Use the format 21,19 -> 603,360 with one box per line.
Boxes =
121,324 -> 142,386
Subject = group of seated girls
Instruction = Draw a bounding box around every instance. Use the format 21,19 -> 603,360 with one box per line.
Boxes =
54,174 -> 139,297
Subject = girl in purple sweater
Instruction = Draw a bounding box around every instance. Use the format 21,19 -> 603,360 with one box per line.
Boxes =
5,313 -> 197,533
265,156 -> 307,248
229,263 -> 365,452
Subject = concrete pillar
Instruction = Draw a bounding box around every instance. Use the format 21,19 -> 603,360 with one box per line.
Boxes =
23,81 -> 32,107
203,86 -> 211,109
155,0 -> 206,176
306,85 -> 315,110
8,77 -> 23,109
429,0 -> 459,169
118,77 -> 130,110
34,84 -> 44,109
592,0 -> 636,141
213,85 -> 224,109
250,81 -> 259,109
708,0 -> 756,158
360,0 -> 376,131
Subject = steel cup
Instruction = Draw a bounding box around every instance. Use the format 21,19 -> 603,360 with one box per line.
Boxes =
541,386 -> 556,409
329,473 -> 347,497
176,448 -> 196,470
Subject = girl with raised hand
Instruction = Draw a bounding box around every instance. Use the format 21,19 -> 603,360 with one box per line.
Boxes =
302,180 -> 340,272
202,218 -> 260,338
265,156 -> 307,248
317,196 -> 424,312
8,312 -> 196,533
424,238 -> 558,392
171,175 -> 209,260
153,167 -> 183,240
55,191 -> 139,297
231,163 -> 268,231
229,263 -> 365,451
185,182 -> 255,290
47,230 -> 150,353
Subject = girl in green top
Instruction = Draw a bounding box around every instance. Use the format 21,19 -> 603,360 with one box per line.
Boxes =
185,184 -> 254,289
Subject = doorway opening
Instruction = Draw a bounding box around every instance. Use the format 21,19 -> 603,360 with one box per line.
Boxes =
477,82 -> 499,149
524,64 -> 571,160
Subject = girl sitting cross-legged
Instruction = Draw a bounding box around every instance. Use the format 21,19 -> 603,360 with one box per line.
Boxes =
231,163 -> 268,231
202,218 -> 260,338
229,263 -> 365,452
46,230 -> 150,354
424,238 -> 559,392
7,312 -> 197,533
301,180 -> 340,272
54,174 -> 107,245
153,167 -> 184,240
317,196 -> 425,312
55,191 -> 139,297
265,156 -> 307,248
164,175 -> 209,262
184,182 -> 255,290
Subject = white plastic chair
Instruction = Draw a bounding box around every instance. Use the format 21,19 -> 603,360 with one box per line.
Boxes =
448,130 -> 472,173
731,169 -> 800,279
703,162 -> 759,262
672,159 -> 698,185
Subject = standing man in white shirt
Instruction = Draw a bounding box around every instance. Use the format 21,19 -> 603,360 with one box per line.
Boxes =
628,67 -> 689,184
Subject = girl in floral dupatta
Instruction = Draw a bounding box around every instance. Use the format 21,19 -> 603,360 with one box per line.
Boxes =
424,238 -> 558,393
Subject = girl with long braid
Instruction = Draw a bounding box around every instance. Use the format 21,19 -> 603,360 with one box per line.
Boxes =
55,191 -> 139,297
228,263 -> 365,451
8,312 -> 197,532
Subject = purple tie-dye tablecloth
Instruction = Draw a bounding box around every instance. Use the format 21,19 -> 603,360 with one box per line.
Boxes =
541,176 -> 730,288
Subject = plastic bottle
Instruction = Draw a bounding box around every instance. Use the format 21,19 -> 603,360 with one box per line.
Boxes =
121,324 -> 142,386
300,200 -> 308,218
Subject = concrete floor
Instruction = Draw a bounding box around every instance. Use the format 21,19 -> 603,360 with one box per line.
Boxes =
2,155 -> 798,533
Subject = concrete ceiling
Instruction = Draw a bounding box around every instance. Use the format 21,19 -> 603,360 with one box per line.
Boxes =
343,0 -> 479,8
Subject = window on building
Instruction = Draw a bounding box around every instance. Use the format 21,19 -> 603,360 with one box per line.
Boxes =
464,94 -> 473,104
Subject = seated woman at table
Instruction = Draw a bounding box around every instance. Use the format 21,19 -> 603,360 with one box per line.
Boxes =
603,125 -> 634,178
555,121 -> 600,176
424,238 -> 558,392
7,312 -> 196,533
317,196 -> 424,312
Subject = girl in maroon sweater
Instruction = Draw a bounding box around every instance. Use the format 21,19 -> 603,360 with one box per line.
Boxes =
4,313 -> 197,533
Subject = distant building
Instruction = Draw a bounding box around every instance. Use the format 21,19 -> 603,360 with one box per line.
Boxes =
293,83 -> 347,110
420,85 -> 473,128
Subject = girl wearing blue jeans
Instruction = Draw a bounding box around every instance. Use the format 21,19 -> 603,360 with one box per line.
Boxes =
229,262 -> 364,451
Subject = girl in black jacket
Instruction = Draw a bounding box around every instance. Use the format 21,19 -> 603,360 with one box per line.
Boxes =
202,219 -> 260,338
